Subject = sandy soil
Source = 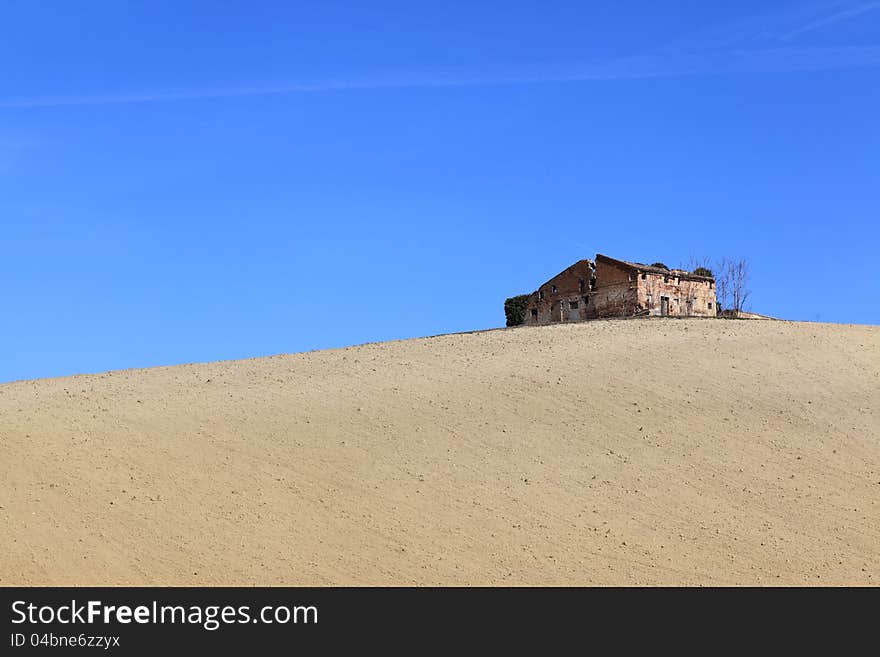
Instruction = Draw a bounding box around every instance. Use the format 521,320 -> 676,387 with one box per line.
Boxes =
1,319 -> 878,586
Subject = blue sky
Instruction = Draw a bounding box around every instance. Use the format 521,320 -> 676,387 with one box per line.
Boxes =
1,1 -> 878,382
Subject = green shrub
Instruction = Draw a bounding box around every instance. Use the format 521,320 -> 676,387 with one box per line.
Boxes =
504,294 -> 531,327
692,266 -> 713,278
651,262 -> 669,269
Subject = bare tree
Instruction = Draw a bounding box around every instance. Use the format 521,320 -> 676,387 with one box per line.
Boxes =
715,257 -> 732,314
730,258 -> 751,316
714,257 -> 750,317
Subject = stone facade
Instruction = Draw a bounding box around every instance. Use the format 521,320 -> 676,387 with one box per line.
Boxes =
522,253 -> 717,325
523,260 -> 598,325
592,254 -> 716,318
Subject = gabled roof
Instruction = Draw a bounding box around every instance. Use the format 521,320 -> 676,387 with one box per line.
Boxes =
535,259 -> 594,291
595,253 -> 714,281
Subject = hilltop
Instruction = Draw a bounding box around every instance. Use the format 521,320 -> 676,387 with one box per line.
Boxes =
1,319 -> 878,585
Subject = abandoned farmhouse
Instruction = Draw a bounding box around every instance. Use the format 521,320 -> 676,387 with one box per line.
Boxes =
515,254 -> 717,325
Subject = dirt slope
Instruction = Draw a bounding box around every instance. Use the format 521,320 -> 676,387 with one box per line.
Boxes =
1,319 -> 878,585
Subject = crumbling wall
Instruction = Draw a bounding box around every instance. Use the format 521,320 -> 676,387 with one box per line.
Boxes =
524,255 -> 718,324
525,260 -> 597,325
593,258 -> 638,318
637,273 -> 716,317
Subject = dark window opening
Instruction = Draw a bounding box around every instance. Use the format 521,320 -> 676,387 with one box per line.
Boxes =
582,295 -> 590,305
569,300 -> 579,309
641,273 -> 646,280
660,296 -> 669,316
579,278 -> 585,292
539,289 -> 544,301
707,303 -> 713,309
551,284 -> 558,294
531,308 -> 538,317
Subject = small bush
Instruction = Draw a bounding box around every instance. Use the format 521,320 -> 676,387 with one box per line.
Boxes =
504,294 -> 531,327
692,266 -> 713,278
651,262 -> 669,270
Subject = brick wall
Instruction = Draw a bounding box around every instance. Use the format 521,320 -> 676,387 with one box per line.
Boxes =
523,255 -> 718,324
524,260 -> 597,325
636,273 -> 716,317
593,258 -> 638,317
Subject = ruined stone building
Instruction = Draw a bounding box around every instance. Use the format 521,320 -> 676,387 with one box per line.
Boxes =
522,254 -> 716,325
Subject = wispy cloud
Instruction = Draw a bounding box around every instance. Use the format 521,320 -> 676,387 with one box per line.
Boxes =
597,0 -> 877,52
0,1 -> 877,110
780,1 -> 880,40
